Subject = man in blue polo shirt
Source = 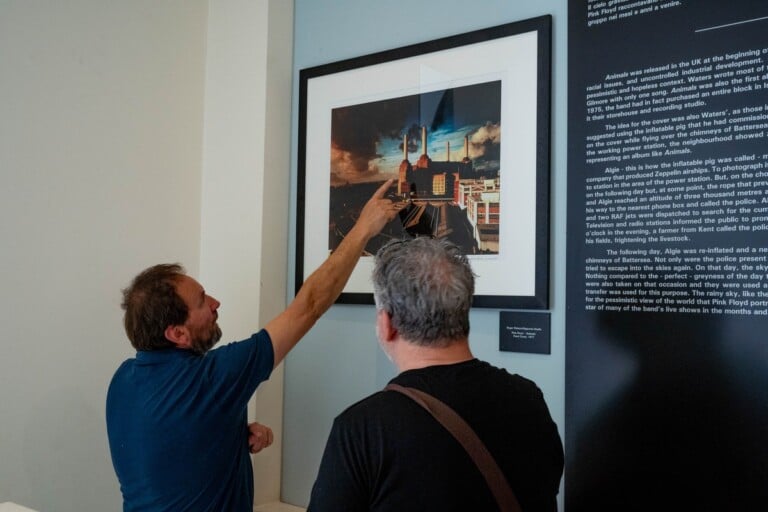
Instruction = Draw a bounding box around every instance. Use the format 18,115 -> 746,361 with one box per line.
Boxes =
106,180 -> 398,511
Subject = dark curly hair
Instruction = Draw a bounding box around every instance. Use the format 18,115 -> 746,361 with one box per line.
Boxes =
121,263 -> 189,351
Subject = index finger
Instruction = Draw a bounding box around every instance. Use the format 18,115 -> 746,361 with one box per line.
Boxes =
371,178 -> 395,199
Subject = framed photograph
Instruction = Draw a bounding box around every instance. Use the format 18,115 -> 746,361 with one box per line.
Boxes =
296,15 -> 551,309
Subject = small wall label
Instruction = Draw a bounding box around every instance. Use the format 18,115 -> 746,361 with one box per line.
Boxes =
499,311 -> 550,354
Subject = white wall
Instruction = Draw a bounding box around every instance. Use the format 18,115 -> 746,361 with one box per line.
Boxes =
0,1 -> 208,510
0,0 -> 296,509
200,0 -> 293,506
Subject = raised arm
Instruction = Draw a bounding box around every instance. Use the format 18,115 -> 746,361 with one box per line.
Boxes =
265,179 -> 399,368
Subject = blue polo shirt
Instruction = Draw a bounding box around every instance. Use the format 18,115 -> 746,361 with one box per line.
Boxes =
106,330 -> 274,511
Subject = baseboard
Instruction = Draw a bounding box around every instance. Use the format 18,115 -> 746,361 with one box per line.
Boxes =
253,501 -> 305,512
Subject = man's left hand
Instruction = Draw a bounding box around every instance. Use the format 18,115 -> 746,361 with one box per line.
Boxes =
248,422 -> 274,454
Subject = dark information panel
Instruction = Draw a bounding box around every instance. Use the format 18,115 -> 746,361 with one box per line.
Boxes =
566,1 -> 768,510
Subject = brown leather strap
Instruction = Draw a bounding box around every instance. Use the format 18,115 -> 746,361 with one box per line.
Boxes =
385,383 -> 522,512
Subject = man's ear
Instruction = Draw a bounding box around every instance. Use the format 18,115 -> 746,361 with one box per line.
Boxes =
376,310 -> 398,342
164,325 -> 191,348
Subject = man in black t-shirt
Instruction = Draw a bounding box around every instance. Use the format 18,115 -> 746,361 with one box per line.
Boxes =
308,237 -> 564,512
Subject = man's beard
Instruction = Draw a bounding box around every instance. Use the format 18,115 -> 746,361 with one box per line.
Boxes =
190,324 -> 222,354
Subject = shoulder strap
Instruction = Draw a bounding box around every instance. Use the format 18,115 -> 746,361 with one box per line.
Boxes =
385,383 -> 522,512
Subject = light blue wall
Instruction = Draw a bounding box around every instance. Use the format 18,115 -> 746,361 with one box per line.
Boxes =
283,0 -> 568,507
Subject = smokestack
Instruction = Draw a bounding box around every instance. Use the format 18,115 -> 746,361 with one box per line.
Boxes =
446,140 -> 450,161
421,126 -> 427,156
464,136 -> 469,159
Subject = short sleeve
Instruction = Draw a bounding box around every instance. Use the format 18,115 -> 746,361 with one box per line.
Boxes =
203,329 -> 275,410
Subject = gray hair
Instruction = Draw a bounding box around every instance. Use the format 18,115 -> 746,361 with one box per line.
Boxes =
372,237 -> 475,346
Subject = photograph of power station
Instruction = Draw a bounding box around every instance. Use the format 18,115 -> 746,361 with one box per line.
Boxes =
328,80 -> 502,256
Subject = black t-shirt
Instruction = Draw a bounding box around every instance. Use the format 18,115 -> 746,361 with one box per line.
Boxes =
308,359 -> 564,512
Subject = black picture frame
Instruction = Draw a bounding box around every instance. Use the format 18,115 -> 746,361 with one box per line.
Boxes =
297,15 -> 551,309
